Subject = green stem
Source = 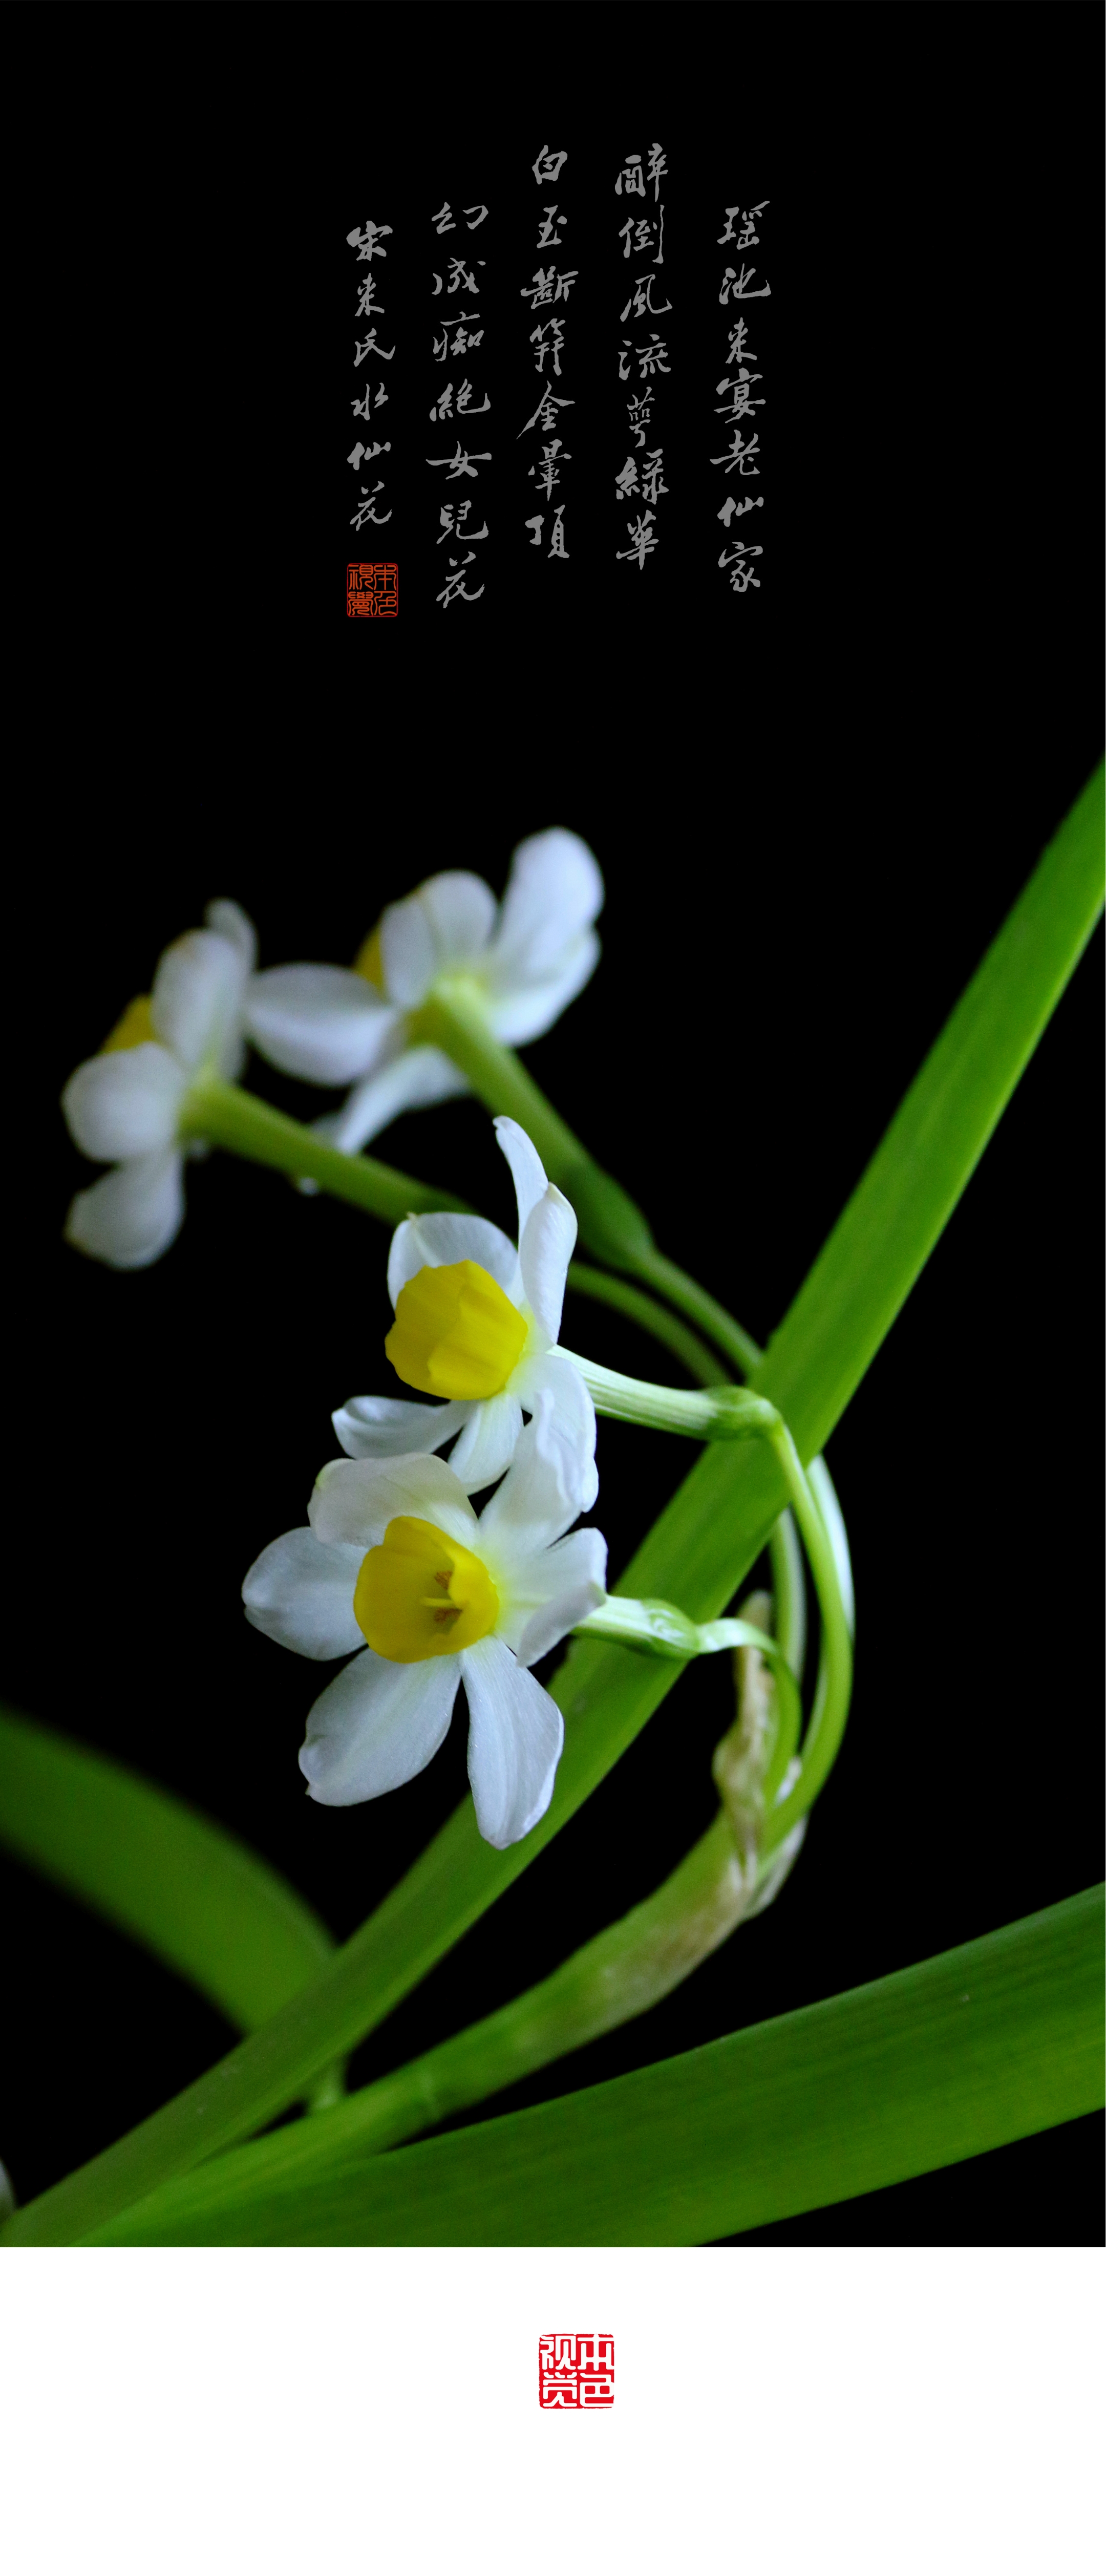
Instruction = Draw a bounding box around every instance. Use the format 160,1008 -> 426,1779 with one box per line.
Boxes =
566,1268 -> 809,1685
564,1263 -> 728,1386
576,1596 -> 803,1783
560,1364 -> 853,1835
806,1455 -> 855,1640
180,1078 -> 473,1225
768,1508 -> 807,1683
73,1612 -> 811,2227
89,1890 -> 1106,2246
109,1813 -> 757,2202
576,1425 -> 852,1839
559,1352 -> 778,1442
412,985 -> 656,1262
624,1246 -> 763,1378
578,1594 -> 781,1663
713,1588 -> 800,1851
414,987 -> 762,1371
759,1421 -> 854,1853
86,1609 -> 810,2221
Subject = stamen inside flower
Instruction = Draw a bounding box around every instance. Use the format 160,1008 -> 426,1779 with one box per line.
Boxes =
353,925 -> 385,988
354,1516 -> 499,1662
100,995 -> 156,1053
386,1260 -> 527,1400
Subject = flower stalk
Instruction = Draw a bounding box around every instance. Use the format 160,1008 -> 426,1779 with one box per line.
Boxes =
412,983 -> 763,1373
412,982 -> 656,1266
180,1077 -> 473,1225
559,1350 -> 778,1442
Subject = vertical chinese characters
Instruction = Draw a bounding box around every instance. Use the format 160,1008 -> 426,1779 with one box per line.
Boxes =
521,144 -> 575,563
428,197 -> 491,608
347,217 -> 395,532
614,144 -> 670,571
711,199 -> 769,593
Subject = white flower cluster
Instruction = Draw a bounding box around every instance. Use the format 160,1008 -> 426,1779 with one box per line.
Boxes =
244,1120 -> 605,1849
60,832 -> 602,1269
60,832 -> 608,1849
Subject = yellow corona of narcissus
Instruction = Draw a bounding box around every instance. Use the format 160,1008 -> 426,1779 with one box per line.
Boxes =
331,1116 -> 599,1498
353,1517 -> 500,1660
386,1261 -> 529,1400
242,1398 -> 607,1850
241,829 -> 603,1157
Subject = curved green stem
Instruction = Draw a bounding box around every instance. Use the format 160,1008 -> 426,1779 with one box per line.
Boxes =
412,984 -> 656,1262
577,1592 -> 798,1687
413,985 -> 762,1370
623,1245 -> 763,1378
768,1507 -> 807,1683
759,1421 -> 855,1853
807,1454 -> 856,1639
180,1077 -> 473,1225
577,1403 -> 854,1850
564,1263 -> 727,1386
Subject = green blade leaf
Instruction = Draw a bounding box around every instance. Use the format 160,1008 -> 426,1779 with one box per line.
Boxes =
0,1705 -> 334,2032
5,770 -> 1100,2246
79,1888 -> 1104,2245
757,762 -> 1105,1450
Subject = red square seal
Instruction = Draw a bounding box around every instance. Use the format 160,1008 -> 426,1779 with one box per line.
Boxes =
347,562 -> 398,618
539,2333 -> 614,2409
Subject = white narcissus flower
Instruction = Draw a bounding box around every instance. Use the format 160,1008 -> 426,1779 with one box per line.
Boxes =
242,827 -> 603,1155
333,1115 -> 598,1498
60,900 -> 259,1270
242,1396 -> 607,1848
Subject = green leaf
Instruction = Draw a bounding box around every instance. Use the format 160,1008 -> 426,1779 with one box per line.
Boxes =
756,762 -> 1105,1450
80,1888 -> 1104,2245
0,1705 -> 334,2033
4,768 -> 1100,2247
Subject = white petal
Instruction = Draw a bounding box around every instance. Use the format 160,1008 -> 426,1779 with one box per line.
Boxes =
493,1116 -> 549,1243
448,1393 -> 524,1491
387,1210 -> 519,1308
461,1635 -> 564,1848
484,930 -> 601,1047
245,966 -> 398,1084
489,830 -> 604,981
476,1384 -> 592,1561
518,1186 -> 577,1344
309,1452 -> 478,1552
300,1650 -> 460,1805
204,899 -> 258,973
323,1048 -> 470,1154
509,1350 -> 599,1514
242,1528 -> 365,1660
418,871 -> 498,964
61,1046 -> 188,1160
332,1393 -> 475,1460
509,1527 -> 609,1666
380,871 -> 496,1006
151,929 -> 248,1072
63,1149 -> 185,1269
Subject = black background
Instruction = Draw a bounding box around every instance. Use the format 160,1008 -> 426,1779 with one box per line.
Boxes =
4,3 -> 1102,2241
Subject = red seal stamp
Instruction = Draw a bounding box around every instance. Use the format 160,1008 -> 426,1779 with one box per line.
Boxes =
347,563 -> 398,618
